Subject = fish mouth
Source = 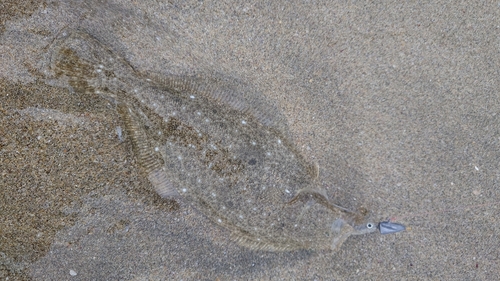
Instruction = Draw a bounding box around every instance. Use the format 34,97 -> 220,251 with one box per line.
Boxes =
378,221 -> 406,234
352,220 -> 407,235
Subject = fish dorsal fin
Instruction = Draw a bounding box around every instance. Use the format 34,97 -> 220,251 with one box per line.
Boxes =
143,72 -> 289,133
228,229 -> 309,252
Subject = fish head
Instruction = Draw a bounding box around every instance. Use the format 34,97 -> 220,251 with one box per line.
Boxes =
328,218 -> 376,251
352,221 -> 378,235
331,218 -> 377,235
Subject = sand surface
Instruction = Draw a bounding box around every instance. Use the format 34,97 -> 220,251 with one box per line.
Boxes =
1,0 -> 499,280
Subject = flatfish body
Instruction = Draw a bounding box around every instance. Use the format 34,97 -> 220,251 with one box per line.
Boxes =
48,30 -> 376,251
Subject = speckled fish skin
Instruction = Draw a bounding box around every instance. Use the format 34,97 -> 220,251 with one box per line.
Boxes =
48,29 -> 376,251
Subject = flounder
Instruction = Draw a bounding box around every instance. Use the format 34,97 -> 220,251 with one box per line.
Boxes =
48,29 -> 376,251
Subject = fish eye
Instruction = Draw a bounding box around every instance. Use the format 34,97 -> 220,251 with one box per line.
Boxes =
366,223 -> 374,229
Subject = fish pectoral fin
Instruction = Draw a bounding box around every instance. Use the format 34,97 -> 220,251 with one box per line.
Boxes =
286,188 -> 328,205
287,188 -> 357,215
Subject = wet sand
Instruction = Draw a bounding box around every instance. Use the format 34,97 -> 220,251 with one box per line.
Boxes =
1,0 -> 499,280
